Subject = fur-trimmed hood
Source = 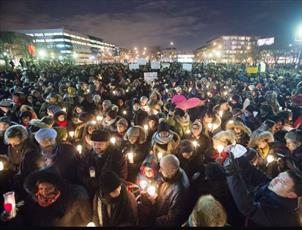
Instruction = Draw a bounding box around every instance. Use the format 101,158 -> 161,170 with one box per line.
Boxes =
4,124 -> 28,144
124,125 -> 147,144
212,130 -> 236,146
226,120 -> 251,136
248,131 -> 274,148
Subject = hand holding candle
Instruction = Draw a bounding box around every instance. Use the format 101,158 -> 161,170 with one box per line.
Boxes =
3,191 -> 16,219
110,137 -> 116,145
69,131 -> 74,138
127,152 -> 134,164
76,145 -> 82,154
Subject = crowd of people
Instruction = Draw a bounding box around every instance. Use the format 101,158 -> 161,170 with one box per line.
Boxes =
0,60 -> 302,227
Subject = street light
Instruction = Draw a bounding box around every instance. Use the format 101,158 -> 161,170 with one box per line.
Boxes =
295,24 -> 302,42
170,41 -> 174,46
38,49 -> 47,58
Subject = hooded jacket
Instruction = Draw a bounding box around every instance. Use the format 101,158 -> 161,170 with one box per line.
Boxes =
92,183 -> 138,226
21,168 -> 92,227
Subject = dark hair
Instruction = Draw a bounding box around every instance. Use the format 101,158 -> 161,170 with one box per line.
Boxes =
287,169 -> 302,197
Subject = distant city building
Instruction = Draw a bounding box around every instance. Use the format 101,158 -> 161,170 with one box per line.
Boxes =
160,47 -> 177,62
195,35 -> 259,64
16,28 -> 119,64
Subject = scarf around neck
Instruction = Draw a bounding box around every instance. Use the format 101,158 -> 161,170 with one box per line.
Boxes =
153,132 -> 174,145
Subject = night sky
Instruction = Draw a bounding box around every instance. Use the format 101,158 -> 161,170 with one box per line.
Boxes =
0,0 -> 302,52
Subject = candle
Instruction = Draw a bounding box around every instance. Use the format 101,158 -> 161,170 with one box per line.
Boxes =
110,137 -> 116,145
139,180 -> 148,190
216,145 -> 224,154
76,145 -> 82,154
123,110 -> 127,115
3,191 -> 16,218
87,222 -> 96,227
89,167 -> 96,178
192,140 -> 199,148
207,123 -> 213,130
128,152 -> 134,164
218,111 -> 224,118
0,161 -> 4,171
157,152 -> 163,160
147,185 -> 156,197
69,131 -> 75,138
91,120 -> 97,125
96,115 -> 103,122
185,130 -> 191,134
62,107 -> 67,112
143,124 -> 149,131
266,155 -> 275,164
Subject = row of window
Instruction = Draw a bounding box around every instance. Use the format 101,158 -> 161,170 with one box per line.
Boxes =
28,31 -> 115,48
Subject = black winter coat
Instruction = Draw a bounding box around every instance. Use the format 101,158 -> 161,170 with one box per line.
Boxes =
226,156 -> 300,226
20,184 -> 92,226
43,143 -> 80,185
153,168 -> 190,226
78,146 -> 128,199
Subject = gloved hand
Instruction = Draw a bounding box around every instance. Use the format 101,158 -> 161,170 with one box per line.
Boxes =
223,153 -> 240,176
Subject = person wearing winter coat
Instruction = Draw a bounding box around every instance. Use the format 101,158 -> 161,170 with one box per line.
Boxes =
53,110 -> 69,143
92,171 -> 138,226
4,125 -> 43,195
140,154 -> 190,226
0,116 -> 15,155
166,108 -> 191,138
77,129 -> 127,199
192,162 -> 245,227
285,129 -> 302,169
13,167 -> 92,226
136,154 -> 162,190
123,125 -> 149,183
224,153 -> 302,226
102,109 -> 120,133
174,139 -> 205,183
151,122 -> 180,160
183,120 -> 212,158
201,110 -> 222,138
77,121 -> 100,156
146,114 -> 159,143
113,117 -> 129,150
182,195 -> 227,227
248,131 -> 276,175
225,119 -> 251,147
34,128 -> 80,184
212,130 -> 237,165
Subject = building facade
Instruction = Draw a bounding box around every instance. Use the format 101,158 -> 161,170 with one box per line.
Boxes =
17,28 -> 119,64
195,35 -> 259,64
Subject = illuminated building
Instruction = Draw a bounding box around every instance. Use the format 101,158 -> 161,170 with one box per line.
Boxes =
195,35 -> 259,64
16,28 -> 119,64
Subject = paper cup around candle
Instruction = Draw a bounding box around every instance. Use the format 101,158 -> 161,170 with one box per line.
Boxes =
3,191 -> 16,218
147,185 -> 156,197
128,152 -> 134,164
76,145 -> 82,154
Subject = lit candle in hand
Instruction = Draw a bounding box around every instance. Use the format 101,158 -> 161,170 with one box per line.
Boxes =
127,152 -> 134,163
77,145 -> 82,154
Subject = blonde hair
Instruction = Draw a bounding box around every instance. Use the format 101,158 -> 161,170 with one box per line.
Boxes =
190,195 -> 227,227
248,131 -> 274,148
212,130 -> 236,147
